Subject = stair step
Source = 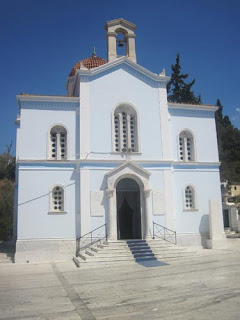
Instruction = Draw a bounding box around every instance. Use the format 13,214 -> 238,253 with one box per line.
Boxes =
82,257 -> 136,262
85,250 -> 94,256
0,252 -> 14,264
126,239 -> 146,243
127,244 -> 150,249
97,250 -> 130,254
79,260 -> 137,268
91,253 -> 132,258
97,244 -> 105,249
226,234 -> 240,238
135,256 -> 157,261
72,257 -> 80,267
131,249 -> 152,254
134,253 -> 155,258
77,253 -> 87,261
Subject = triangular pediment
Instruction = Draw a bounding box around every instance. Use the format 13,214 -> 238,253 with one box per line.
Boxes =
107,160 -> 150,178
105,18 -> 136,32
77,57 -> 170,85
106,161 -> 151,190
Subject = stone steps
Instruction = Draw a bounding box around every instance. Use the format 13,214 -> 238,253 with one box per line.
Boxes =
80,250 -> 195,260
0,252 -> 14,263
0,242 -> 15,264
224,228 -> 240,238
75,239 -> 199,268
226,233 -> 240,238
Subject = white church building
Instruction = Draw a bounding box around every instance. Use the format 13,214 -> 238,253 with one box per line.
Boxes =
14,19 -> 225,263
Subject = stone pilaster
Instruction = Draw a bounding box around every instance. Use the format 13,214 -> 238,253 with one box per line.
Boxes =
144,189 -> 152,239
106,32 -> 117,62
106,189 -> 117,240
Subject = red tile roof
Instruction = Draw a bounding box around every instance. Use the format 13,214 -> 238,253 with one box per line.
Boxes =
69,56 -> 107,77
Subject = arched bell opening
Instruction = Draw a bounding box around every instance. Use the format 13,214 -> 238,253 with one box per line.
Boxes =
116,178 -> 142,240
115,28 -> 128,57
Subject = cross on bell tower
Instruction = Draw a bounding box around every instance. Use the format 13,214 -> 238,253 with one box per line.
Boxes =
105,18 -> 137,63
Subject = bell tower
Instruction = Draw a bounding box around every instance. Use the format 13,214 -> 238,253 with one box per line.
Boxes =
105,18 -> 137,63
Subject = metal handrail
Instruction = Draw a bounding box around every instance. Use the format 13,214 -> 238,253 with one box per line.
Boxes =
76,223 -> 107,256
153,221 -> 177,245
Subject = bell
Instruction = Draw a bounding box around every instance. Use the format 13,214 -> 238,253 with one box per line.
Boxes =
117,39 -> 124,47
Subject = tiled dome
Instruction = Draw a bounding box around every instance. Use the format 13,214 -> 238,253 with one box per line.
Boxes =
69,56 -> 107,77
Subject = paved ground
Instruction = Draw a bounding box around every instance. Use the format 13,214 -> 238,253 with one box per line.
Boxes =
0,239 -> 240,320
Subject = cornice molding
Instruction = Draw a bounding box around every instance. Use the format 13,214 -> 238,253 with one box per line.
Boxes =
17,95 -> 79,104
106,31 -> 117,37
105,18 -> 136,31
168,102 -> 218,112
17,159 -> 221,168
126,34 -> 136,39
17,97 -> 79,110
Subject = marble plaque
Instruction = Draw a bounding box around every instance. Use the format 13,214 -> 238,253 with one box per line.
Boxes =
91,191 -> 104,216
152,191 -> 165,215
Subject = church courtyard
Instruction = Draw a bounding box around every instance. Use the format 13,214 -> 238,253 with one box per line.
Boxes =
0,239 -> 239,320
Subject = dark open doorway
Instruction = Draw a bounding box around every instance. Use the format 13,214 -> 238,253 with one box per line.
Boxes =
116,178 -> 142,240
223,209 -> 230,228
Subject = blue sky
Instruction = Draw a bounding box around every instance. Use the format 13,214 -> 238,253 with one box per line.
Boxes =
0,0 -> 239,154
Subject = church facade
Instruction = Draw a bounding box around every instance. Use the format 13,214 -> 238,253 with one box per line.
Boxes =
14,19 -> 225,263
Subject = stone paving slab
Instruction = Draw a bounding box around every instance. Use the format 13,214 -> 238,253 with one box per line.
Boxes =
0,239 -> 240,319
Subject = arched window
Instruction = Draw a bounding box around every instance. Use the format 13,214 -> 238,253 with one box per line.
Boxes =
184,185 -> 196,210
113,104 -> 139,153
49,126 -> 67,160
51,185 -> 64,212
178,130 -> 195,161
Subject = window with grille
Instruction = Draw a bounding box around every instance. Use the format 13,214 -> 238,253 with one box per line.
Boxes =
178,130 -> 195,161
184,185 -> 196,210
51,185 -> 64,212
113,105 -> 139,153
49,126 -> 67,160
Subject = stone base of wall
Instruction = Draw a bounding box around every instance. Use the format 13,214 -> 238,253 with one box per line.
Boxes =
15,239 -> 76,263
206,234 -> 227,249
176,233 -> 208,247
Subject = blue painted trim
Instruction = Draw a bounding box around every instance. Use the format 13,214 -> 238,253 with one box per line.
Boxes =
79,162 -> 118,169
18,162 -> 76,169
21,101 -> 79,111
173,163 -> 220,170
141,163 -> 171,169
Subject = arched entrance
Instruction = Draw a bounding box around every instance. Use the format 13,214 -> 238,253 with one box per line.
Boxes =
116,178 -> 142,239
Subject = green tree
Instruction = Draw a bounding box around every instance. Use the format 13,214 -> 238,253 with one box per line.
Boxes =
0,152 -> 15,181
215,99 -> 240,182
215,99 -> 223,125
0,179 -> 14,239
167,53 -> 201,104
0,143 -> 15,240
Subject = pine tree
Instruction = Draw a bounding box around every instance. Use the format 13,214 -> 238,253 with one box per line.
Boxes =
215,99 -> 223,125
167,53 -> 201,104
